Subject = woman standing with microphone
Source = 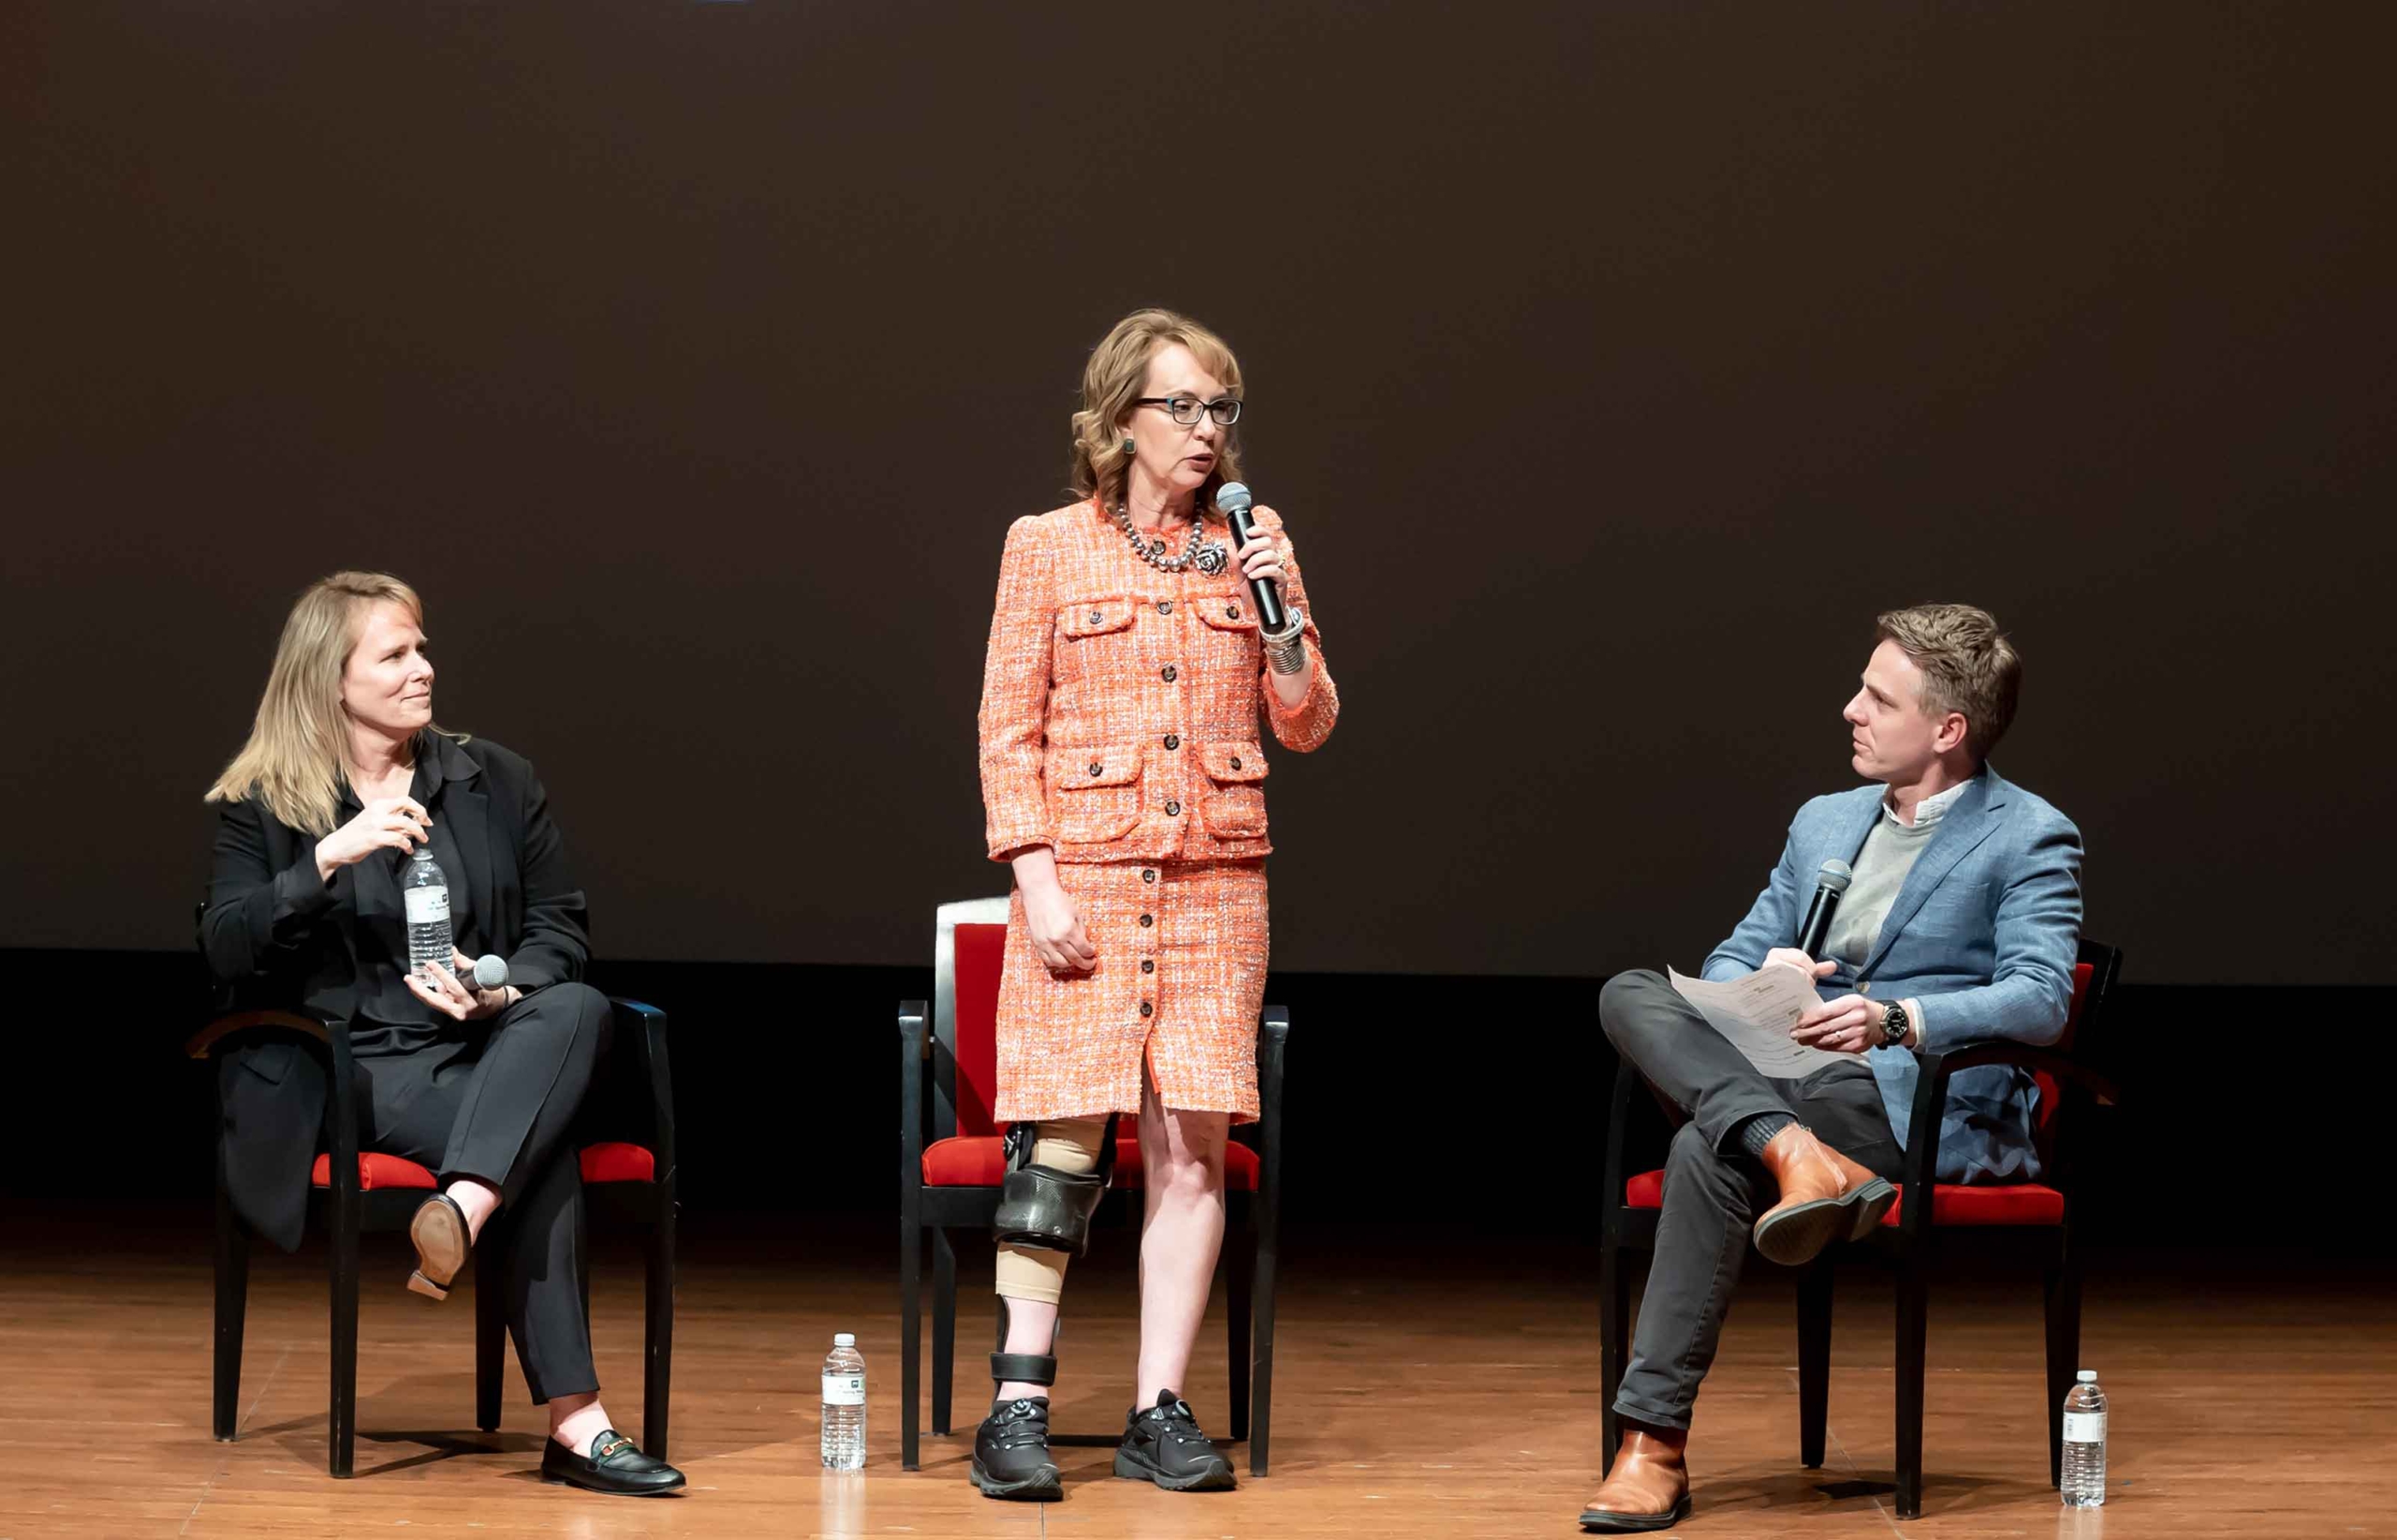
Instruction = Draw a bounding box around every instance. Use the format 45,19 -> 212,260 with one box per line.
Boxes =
972,309 -> 1338,1500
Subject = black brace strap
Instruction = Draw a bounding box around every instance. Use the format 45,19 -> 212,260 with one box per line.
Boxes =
1001,1113 -> 1122,1178
990,1352 -> 1057,1386
991,1295 -> 1059,1386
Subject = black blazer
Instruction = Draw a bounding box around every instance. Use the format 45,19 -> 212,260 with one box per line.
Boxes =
200,732 -> 589,1249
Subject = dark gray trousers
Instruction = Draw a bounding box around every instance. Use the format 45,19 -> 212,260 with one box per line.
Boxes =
1599,969 -> 1903,1430
354,981 -> 611,1403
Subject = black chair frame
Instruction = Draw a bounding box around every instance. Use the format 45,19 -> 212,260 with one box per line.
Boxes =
896,904 -> 1287,1476
1598,941 -> 2122,1519
189,996 -> 679,1477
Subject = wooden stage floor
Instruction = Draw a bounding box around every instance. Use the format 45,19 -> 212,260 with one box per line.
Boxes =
2,1210 -> 2390,1538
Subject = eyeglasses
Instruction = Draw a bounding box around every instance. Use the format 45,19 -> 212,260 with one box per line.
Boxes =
1135,395 -> 1243,428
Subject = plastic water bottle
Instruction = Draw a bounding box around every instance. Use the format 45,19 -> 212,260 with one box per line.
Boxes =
2061,1369 -> 2108,1507
821,1333 -> 866,1470
403,848 -> 452,975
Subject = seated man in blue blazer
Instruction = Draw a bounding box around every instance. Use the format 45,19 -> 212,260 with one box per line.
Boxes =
1580,604 -> 2083,1534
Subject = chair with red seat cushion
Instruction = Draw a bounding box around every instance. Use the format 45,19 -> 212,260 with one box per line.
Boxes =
898,897 -> 1288,1475
1597,940 -> 2122,1520
186,996 -> 678,1478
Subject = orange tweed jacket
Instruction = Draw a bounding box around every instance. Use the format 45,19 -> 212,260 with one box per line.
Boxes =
979,497 -> 1338,864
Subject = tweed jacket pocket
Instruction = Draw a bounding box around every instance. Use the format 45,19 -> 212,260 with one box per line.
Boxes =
1193,591 -> 1257,630
1049,742 -> 1144,844
1054,594 -> 1139,693
1192,588 -> 1262,669
1198,740 -> 1269,840
1061,595 -> 1136,639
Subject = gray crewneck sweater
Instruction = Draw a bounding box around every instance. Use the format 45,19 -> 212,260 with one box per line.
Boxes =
1824,781 -> 1968,970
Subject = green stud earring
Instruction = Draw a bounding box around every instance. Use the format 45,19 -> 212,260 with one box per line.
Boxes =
1121,436 -> 1137,456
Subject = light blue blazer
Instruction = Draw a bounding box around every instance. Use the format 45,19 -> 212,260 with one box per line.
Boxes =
1703,767 -> 2084,1183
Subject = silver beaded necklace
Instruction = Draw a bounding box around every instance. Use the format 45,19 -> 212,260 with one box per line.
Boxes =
1110,502 -> 1229,576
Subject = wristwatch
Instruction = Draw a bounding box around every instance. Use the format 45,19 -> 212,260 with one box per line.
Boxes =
1879,1000 -> 1912,1048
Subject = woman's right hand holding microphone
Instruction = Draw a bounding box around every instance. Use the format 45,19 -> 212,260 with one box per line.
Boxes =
316,797 -> 433,883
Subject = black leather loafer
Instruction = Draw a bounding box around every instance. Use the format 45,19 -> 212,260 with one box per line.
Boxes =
538,1429 -> 686,1496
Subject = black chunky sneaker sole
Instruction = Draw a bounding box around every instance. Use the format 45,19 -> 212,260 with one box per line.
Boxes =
1752,1178 -> 1895,1266
1112,1445 -> 1235,1492
1579,1493 -> 1692,1532
970,1457 -> 1063,1501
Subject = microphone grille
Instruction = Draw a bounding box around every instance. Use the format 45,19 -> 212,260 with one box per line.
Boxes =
1816,858 -> 1854,893
471,954 -> 509,990
1213,481 -> 1251,516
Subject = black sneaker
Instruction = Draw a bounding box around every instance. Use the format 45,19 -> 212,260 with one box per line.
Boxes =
971,1396 -> 1063,1501
1112,1391 -> 1235,1491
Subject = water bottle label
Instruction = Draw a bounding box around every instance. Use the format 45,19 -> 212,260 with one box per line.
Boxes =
2064,1410 -> 2105,1443
822,1372 -> 865,1407
404,887 -> 450,924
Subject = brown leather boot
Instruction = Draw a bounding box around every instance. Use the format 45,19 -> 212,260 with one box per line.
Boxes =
1752,1123 -> 1896,1266
1580,1427 -> 1691,1532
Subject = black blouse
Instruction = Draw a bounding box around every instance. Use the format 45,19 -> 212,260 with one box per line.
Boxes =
327,746 -> 485,1054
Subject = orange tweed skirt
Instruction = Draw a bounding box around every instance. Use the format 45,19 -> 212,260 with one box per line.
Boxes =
993,858 -> 1267,1124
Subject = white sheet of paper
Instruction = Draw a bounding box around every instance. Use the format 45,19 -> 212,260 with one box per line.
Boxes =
1668,964 -> 1850,1078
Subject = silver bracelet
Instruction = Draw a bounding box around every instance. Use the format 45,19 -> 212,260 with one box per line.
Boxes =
1260,604 -> 1308,675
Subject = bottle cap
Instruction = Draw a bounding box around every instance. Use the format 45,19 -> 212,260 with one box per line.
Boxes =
834,1332 -> 856,1347
2077,1370 -> 2096,1382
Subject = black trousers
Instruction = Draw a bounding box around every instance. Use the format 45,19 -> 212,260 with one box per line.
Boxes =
353,981 -> 610,1404
1599,970 -> 1904,1431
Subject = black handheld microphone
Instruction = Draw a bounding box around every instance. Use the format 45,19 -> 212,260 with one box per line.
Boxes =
1212,481 -> 1287,635
1796,859 -> 1854,961
430,954 -> 509,990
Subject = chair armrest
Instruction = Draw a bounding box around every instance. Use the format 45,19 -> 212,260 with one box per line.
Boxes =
1252,1005 -> 1288,1237
1912,1040 -> 2121,1108
184,1007 -> 339,1060
899,1000 -> 930,1181
1894,1038 -> 2122,1240
608,998 -> 675,1186
1233,1005 -> 1290,1153
1600,1059 -> 1640,1210
184,1006 -> 369,1204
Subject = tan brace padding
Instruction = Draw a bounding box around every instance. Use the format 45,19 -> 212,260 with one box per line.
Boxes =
993,1117 -> 1110,1304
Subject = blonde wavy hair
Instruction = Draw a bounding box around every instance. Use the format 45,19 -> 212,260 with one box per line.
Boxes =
206,571 -> 442,835
1069,308 -> 1245,516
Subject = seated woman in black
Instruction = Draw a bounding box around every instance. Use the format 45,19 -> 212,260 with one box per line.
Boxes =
201,570 -> 681,1497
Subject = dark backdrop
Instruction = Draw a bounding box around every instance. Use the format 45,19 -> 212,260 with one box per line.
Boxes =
7,2 -> 2392,982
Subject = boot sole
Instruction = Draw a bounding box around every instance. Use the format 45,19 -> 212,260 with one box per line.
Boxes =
1579,1493 -> 1692,1532
1753,1179 -> 1896,1267
1112,1448 -> 1235,1491
970,1458 -> 1062,1501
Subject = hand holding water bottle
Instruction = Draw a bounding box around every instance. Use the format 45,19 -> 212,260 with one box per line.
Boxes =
314,796 -> 432,882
